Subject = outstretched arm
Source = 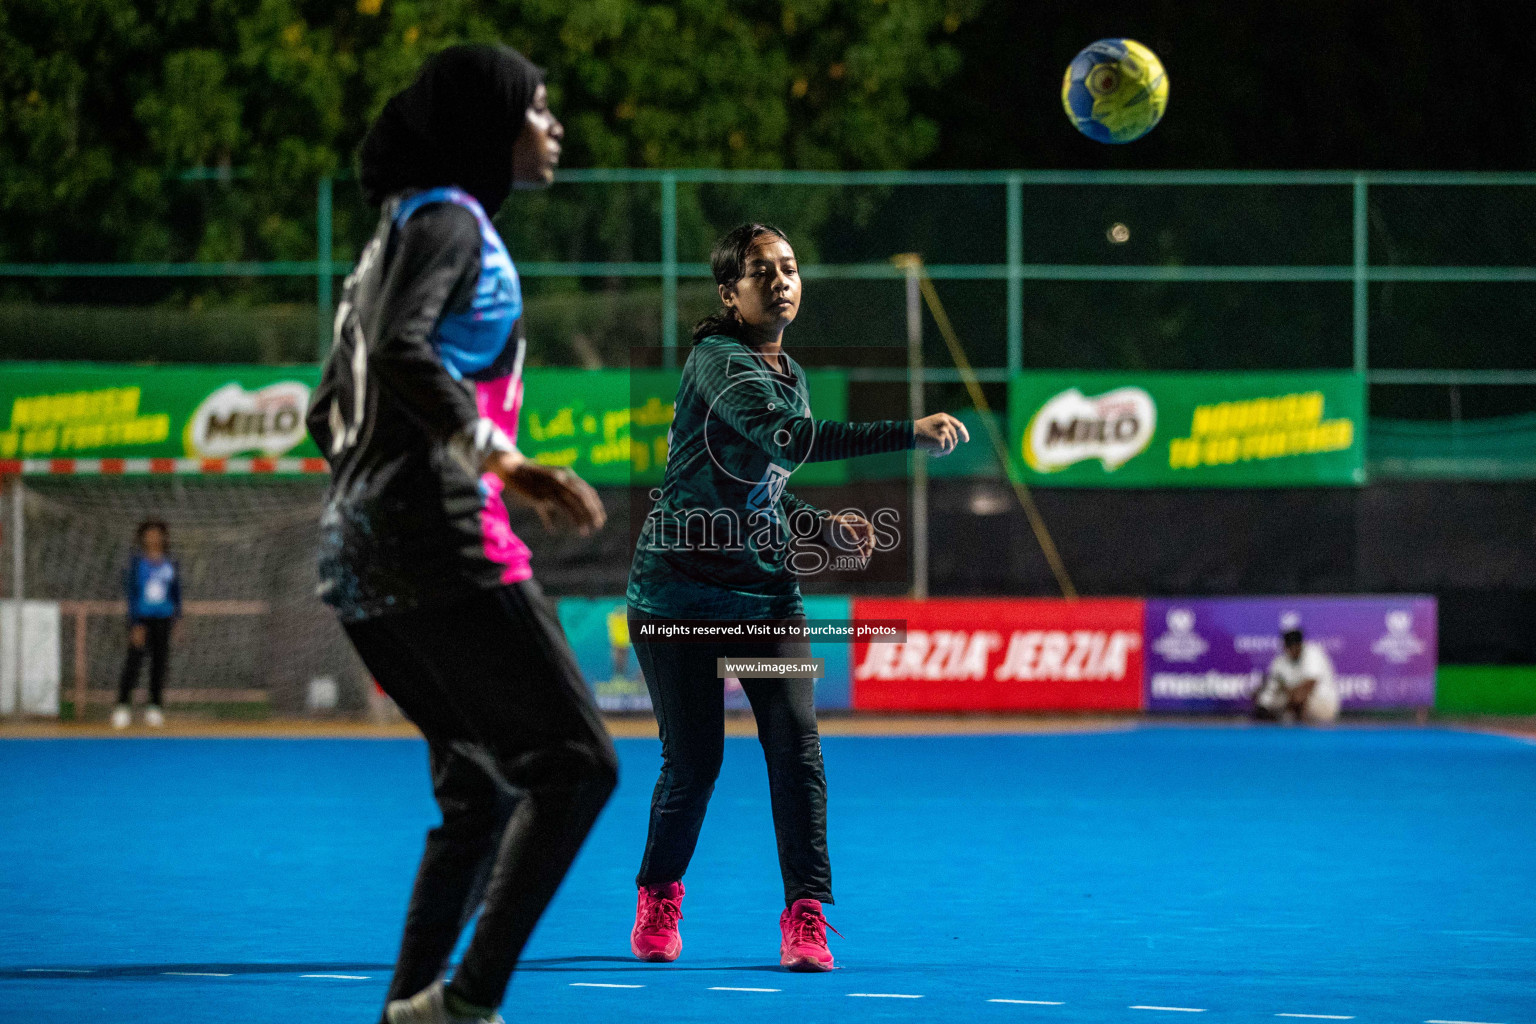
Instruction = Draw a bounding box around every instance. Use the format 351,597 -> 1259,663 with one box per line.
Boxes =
692,345 -> 970,462
691,344 -> 913,463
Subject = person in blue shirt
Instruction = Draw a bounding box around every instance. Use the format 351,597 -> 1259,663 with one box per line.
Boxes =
113,520 -> 180,729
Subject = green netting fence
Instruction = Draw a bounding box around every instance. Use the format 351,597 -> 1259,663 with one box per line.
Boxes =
3,169 -> 1536,475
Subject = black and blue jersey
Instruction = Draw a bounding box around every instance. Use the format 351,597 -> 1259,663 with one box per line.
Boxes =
307,187 -> 525,622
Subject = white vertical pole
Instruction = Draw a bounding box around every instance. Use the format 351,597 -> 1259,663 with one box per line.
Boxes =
10,477 -> 23,711
905,267 -> 928,601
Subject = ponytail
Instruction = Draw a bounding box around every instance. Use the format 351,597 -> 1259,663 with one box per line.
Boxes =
690,308 -> 743,343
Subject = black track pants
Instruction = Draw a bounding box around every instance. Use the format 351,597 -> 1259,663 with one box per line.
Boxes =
629,608 -> 831,906
117,618 -> 171,706
343,581 -> 618,1015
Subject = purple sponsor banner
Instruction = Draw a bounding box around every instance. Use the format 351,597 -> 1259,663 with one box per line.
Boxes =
1145,596 -> 1437,712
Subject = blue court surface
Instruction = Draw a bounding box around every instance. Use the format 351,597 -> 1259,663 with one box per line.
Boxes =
2,726 -> 1532,1023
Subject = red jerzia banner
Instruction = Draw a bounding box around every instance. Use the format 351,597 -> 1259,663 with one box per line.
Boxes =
850,597 -> 1147,711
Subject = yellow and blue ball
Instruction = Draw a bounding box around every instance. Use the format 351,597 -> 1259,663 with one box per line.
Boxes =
1061,38 -> 1168,144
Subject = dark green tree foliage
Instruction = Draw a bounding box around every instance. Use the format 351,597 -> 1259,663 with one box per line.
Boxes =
0,0 -> 980,264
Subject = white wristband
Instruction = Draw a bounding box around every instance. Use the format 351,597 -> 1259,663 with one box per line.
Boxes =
447,418 -> 515,477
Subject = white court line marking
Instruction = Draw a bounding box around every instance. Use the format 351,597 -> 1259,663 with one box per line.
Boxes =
990,999 -> 1066,1005
24,969 -> 92,974
710,987 -> 781,992
570,982 -> 644,989
1277,1015 -> 1354,1020
1130,1007 -> 1206,1013
302,974 -> 370,980
849,993 -> 924,998
163,972 -> 232,977
1426,1020 -> 1505,1024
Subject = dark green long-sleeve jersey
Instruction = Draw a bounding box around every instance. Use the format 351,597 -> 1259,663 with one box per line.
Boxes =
627,335 -> 914,620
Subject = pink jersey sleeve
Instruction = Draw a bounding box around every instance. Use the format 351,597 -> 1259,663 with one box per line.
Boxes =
477,372 -> 524,442
475,374 -> 532,584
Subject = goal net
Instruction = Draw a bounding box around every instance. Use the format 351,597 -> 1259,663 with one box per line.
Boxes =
12,474 -> 371,719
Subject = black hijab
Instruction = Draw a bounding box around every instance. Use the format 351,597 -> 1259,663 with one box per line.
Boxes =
359,43 -> 544,214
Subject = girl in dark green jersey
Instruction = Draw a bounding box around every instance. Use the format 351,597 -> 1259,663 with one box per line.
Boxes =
625,223 -> 969,971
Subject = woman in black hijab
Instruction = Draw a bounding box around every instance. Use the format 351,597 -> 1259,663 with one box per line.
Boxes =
359,43 -> 552,212
308,44 -> 615,1024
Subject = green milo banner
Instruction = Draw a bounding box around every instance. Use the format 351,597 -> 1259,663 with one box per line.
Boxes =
1007,371 -> 1365,487
519,368 -> 849,486
0,364 -> 848,485
0,363 -> 323,461
518,369 -> 676,486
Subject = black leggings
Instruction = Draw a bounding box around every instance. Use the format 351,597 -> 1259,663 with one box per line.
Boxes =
343,581 -> 618,1015
117,618 -> 171,706
630,608 -> 831,906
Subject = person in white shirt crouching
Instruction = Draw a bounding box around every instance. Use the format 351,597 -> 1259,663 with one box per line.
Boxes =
1254,628 -> 1341,724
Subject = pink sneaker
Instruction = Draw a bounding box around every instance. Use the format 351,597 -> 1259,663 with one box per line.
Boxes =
631,881 -> 684,962
779,898 -> 840,972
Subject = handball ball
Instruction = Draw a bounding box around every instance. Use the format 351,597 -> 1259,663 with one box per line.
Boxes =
1061,38 -> 1168,144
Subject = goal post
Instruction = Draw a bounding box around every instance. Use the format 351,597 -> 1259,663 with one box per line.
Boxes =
3,460 -> 369,720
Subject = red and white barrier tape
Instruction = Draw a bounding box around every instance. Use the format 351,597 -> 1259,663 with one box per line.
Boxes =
0,457 -> 329,475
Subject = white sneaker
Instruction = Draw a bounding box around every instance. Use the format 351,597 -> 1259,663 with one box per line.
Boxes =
386,981 -> 504,1024
111,705 -> 131,730
144,705 -> 165,728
